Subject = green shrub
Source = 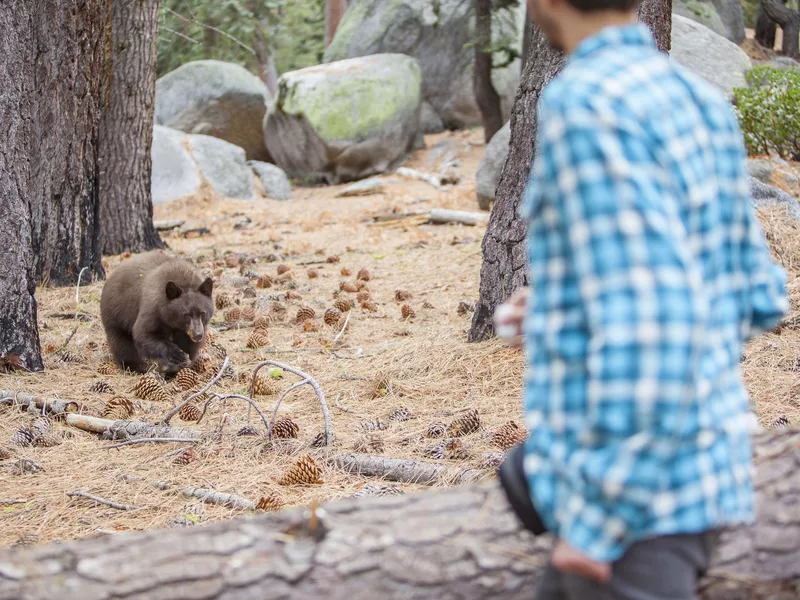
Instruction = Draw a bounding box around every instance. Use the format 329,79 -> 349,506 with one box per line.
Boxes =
734,66 -> 800,159
741,0 -> 758,29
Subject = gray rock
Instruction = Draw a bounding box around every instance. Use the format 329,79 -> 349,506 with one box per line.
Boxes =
750,178 -> 800,220
476,122 -> 511,211
188,134 -> 254,200
747,158 -> 775,184
767,56 -> 800,71
670,15 -> 752,99
151,125 -> 202,205
324,0 -> 526,129
713,0 -> 745,44
248,161 -> 291,201
420,101 -> 445,134
265,54 -> 422,183
673,0 -> 744,43
155,60 -> 271,161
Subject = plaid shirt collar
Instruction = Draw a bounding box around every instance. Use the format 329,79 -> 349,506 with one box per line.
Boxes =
569,22 -> 656,64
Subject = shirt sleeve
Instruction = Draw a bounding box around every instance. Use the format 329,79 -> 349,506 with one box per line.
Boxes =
534,101 -> 708,562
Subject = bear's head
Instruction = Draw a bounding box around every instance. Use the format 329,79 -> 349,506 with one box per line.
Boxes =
162,277 -> 214,343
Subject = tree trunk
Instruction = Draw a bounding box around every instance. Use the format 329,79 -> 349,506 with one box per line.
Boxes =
522,9 -> 532,66
474,0 -> 504,143
469,0 -> 671,341
99,0 -> 165,256
0,429 -> 797,599
0,0 -> 108,370
762,0 -> 800,57
253,19 -> 279,96
756,1 -> 778,50
325,0 -> 348,48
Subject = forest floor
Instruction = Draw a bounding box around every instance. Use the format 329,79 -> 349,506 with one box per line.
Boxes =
1,129 -> 799,548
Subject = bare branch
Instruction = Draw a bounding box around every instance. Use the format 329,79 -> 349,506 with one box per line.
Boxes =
162,355 -> 229,424
66,491 -> 139,511
161,26 -> 200,45
211,393 -> 271,437
268,380 -> 309,440
164,7 -> 255,55
333,310 -> 352,344
101,437 -> 201,450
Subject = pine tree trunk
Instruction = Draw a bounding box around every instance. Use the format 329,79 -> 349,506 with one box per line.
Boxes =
0,429 -> 796,599
474,0 -> 504,143
756,1 -> 778,49
325,0 -> 348,48
469,0 -> 672,342
99,0 -> 165,256
762,0 -> 800,57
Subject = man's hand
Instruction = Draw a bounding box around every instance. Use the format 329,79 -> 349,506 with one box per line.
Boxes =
552,540 -> 612,583
493,287 -> 530,347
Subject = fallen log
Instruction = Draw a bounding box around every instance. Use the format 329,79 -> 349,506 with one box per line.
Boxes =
427,209 -> 489,226
331,453 -> 487,486
64,414 -> 203,441
0,429 -> 797,599
0,390 -> 79,416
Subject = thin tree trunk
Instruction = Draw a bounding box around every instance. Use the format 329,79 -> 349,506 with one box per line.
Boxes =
762,0 -> 800,57
755,1 -> 778,49
469,0 -> 671,342
253,19 -> 279,96
0,0 -> 108,370
325,0 -> 348,48
474,0 -> 504,143
522,9 -> 532,66
0,429 -> 797,599
99,0 -> 165,256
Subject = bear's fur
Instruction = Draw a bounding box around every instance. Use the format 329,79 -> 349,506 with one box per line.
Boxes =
100,251 -> 214,374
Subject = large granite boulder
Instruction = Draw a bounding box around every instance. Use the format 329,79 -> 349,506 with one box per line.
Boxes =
248,161 -> 292,201
750,178 -> 800,221
476,122 -> 510,211
155,60 -> 271,161
673,0 -> 745,43
187,135 -> 254,200
670,14 -> 752,99
151,126 -> 202,205
264,54 -> 422,183
324,0 -> 525,129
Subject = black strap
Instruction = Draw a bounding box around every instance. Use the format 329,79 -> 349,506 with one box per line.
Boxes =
498,443 -> 548,536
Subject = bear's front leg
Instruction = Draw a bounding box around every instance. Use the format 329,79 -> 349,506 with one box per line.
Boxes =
133,321 -> 190,374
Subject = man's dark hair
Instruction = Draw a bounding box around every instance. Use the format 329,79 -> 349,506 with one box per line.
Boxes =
565,0 -> 641,12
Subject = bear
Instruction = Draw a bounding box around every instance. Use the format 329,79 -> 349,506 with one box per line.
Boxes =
100,250 -> 214,374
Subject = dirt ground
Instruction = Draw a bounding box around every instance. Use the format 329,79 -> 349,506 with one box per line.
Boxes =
1,129 -> 798,549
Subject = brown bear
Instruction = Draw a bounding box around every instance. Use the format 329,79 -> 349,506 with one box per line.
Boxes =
100,251 -> 214,374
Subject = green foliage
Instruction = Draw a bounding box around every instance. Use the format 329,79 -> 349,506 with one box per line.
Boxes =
734,66 -> 800,159
741,0 -> 758,29
157,0 -> 325,79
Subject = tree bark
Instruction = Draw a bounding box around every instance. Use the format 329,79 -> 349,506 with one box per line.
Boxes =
755,1 -> 778,50
0,429 -> 797,599
521,9 -> 532,66
0,0 -> 108,370
99,0 -> 165,256
474,0 -> 504,143
253,20 -> 279,96
762,0 -> 800,57
325,0 -> 348,48
469,0 -> 671,341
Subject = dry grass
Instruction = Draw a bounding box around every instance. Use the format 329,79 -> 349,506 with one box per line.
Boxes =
1,130 -> 799,548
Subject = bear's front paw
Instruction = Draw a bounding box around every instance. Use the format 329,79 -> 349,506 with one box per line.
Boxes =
162,351 -> 190,374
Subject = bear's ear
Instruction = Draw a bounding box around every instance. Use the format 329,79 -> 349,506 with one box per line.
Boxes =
165,281 -> 183,301
198,277 -> 213,298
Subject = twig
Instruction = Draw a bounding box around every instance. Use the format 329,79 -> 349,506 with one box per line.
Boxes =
101,437 -> 201,450
75,267 -> 89,304
0,499 -> 30,505
333,310 -> 352,344
161,26 -> 200,45
396,167 -> 443,189
67,491 -> 139,511
297,259 -> 330,266
158,446 -> 191,461
48,326 -> 80,357
211,393 -> 271,437
162,356 -> 229,424
268,380 -> 309,440
165,7 -> 255,54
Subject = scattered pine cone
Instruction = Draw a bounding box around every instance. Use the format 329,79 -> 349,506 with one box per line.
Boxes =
422,301 -> 435,309
480,451 -> 506,470
216,293 -> 233,310
256,493 -> 284,512
447,409 -> 480,437
307,268 -> 319,279
340,281 -> 359,293
89,381 -> 114,394
361,301 -> 377,312
278,455 -> 323,485
353,483 -> 403,498
772,416 -> 791,428
401,304 -> 416,319
295,306 -> 316,323
457,301 -> 476,316
98,361 -> 120,375
284,290 -> 302,301
173,448 -> 197,466
207,341 -> 228,361
241,305 -> 256,321
59,350 -> 84,364
257,274 -> 273,289
10,428 -> 34,447
389,406 -> 415,422
357,268 -> 371,282
30,416 -> 52,438
326,255 -> 340,264
427,422 -> 446,438
252,374 -> 277,396
247,330 -> 269,349
356,291 -> 371,304
359,418 -> 387,432
395,289 -> 411,301
333,298 -> 354,313
303,319 -> 320,333
311,432 -> 328,448
12,532 -> 39,548
354,434 -> 384,453
43,342 -> 58,354
134,373 -> 171,403
423,443 -> 445,460
0,446 -> 13,460
224,307 -> 242,324
324,308 -> 342,326
277,264 -> 291,276
178,402 -> 202,422
491,421 -> 527,450
174,368 -> 199,392
340,267 -> 351,277
33,432 -> 62,448
224,254 -> 240,268
103,396 -> 135,420
272,417 -> 299,439
237,425 -> 260,437
253,314 -> 271,330
444,438 -> 470,460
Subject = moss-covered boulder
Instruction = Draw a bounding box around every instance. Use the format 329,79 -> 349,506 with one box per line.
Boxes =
264,54 -> 422,183
673,0 -> 744,43
324,0 -> 525,129
155,60 -> 271,162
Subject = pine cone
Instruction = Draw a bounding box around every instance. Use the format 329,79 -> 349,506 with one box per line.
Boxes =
30,416 -> 52,437
237,425 -> 260,437
395,289 -> 411,301
10,428 -> 34,447
277,264 -> 291,276
324,308 -> 342,326
340,281 -> 359,293
480,451 -> 506,470
178,402 -> 202,422
224,254 -> 240,268
361,301 -> 378,312
307,268 -> 319,279
444,438 -> 470,460
354,434 -> 384,453
447,409 -> 480,437
422,301 -> 435,309
357,268 -> 371,282
174,368 -> 199,392
134,373 -> 171,403
340,267 -> 352,277
253,374 -> 277,396
427,422 -> 446,438
89,381 -> 114,394
284,290 -> 302,301
207,341 -> 228,361
311,432 -> 329,448
257,274 -> 273,289
389,407 -> 415,422
772,416 -> 791,428
278,455 -> 323,485
491,421 -> 527,450
359,418 -> 387,432
242,305 -> 256,321
12,532 -> 39,548
173,448 -> 197,466
326,255 -> 340,264
224,307 -> 242,324
253,314 -> 271,330
356,290 -> 371,304
423,443 -> 445,460
303,319 -> 320,333
33,432 -> 62,448
295,306 -> 316,323
103,396 -> 135,420
256,493 -> 284,512
401,304 -> 416,319
333,298 -> 354,313
191,356 -> 210,375
353,483 -> 403,498
356,280 -> 369,291
272,417 -> 299,439
97,361 -> 120,375
0,446 -> 13,460
216,293 -> 233,310
457,301 -> 475,316
247,330 -> 269,349
59,350 -> 84,364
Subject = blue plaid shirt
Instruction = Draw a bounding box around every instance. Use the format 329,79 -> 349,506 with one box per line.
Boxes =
520,23 -> 788,562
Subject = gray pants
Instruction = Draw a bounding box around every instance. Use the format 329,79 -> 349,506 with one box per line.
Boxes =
534,532 -> 718,600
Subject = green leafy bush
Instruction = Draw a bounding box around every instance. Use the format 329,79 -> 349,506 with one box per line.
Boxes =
734,66 -> 800,159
